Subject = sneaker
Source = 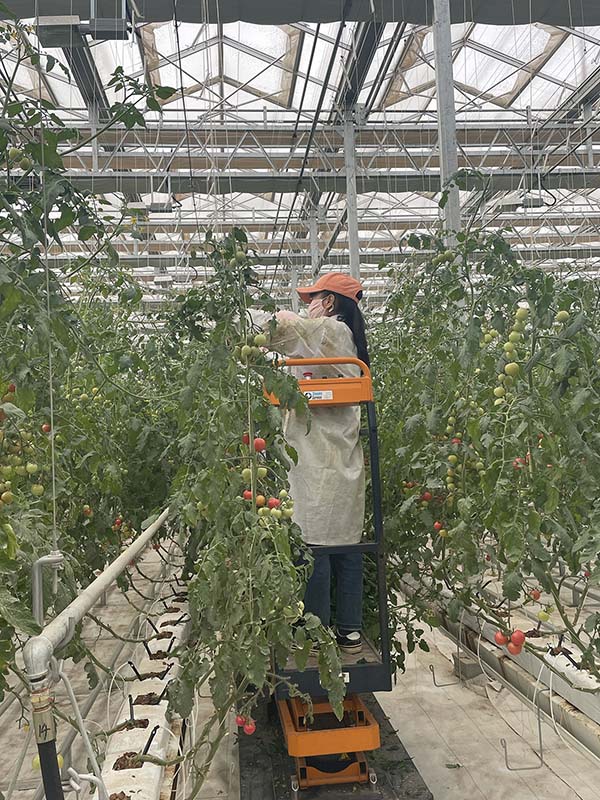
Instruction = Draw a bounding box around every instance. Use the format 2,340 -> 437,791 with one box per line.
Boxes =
336,630 -> 362,654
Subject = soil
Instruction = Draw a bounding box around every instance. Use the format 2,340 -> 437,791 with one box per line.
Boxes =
125,718 -> 149,729
149,649 -> 171,660
113,752 -> 142,770
133,692 -> 162,705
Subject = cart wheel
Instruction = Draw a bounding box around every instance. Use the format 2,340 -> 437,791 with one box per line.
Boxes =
290,775 -> 299,799
369,768 -> 378,785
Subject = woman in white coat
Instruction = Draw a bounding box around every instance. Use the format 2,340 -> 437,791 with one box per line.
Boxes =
252,273 -> 368,653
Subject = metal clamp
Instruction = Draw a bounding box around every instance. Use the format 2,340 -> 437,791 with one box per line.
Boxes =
32,551 -> 64,627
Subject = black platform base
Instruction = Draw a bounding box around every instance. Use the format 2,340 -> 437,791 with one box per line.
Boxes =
238,693 -> 433,800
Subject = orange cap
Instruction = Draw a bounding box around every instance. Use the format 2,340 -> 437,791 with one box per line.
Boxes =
297,273 -> 364,304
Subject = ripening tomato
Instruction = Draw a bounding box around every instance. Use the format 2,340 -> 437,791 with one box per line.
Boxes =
494,631 -> 509,646
254,437 -> 266,452
242,432 -> 250,445
255,495 -> 266,507
507,642 -> 522,656
510,629 -> 526,647
420,491 -> 432,502
7,383 -> 15,393
529,589 -> 541,601
41,423 -> 51,433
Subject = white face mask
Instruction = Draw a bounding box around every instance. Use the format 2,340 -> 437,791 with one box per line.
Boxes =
308,296 -> 328,318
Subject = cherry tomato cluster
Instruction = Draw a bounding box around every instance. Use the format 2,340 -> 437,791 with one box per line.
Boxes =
235,714 -> 256,735
494,628 -> 526,656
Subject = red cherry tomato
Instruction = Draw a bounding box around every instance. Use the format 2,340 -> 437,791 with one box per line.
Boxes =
243,720 -> 256,735
41,423 -> 51,433
267,497 -> 280,509
510,629 -> 526,647
114,518 -> 123,527
242,433 -> 250,445
530,589 -> 541,601
254,437 -> 266,452
494,631 -> 509,646
243,490 -> 253,500
235,714 -> 246,727
507,642 -> 522,656
420,492 -> 432,502
7,383 -> 16,393
433,521 -> 443,531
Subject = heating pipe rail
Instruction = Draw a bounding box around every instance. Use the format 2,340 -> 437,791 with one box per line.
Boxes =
23,507 -> 170,800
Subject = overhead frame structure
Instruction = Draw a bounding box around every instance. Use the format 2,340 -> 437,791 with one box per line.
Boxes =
3,1 -> 600,302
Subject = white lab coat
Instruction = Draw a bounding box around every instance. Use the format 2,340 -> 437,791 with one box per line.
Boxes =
251,311 -> 365,546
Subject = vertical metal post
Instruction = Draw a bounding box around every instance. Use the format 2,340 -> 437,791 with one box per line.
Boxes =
584,103 -> 594,168
290,264 -> 299,312
343,108 -> 360,280
309,206 -> 320,277
432,0 -> 461,235
89,105 -> 99,173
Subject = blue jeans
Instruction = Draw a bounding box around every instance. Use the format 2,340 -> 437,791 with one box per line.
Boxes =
303,549 -> 363,633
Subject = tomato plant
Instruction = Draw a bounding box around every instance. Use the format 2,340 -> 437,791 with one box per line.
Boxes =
372,221 -> 600,681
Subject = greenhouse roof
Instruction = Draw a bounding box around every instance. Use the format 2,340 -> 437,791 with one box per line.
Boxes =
2,2 -> 600,300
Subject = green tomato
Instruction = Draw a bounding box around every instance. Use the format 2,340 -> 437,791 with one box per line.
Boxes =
503,342 -> 515,353
270,508 -> 282,519
282,507 -> 294,519
31,484 -> 45,497
515,307 -> 529,321
504,362 -> 519,378
279,489 -> 288,499
537,610 -> 550,622
254,333 -> 267,347
493,386 -> 506,398
448,455 -> 458,465
508,331 -> 521,343
240,344 -> 252,359
555,310 -> 570,324
483,334 -> 492,343
257,466 -> 267,479
241,468 -> 252,482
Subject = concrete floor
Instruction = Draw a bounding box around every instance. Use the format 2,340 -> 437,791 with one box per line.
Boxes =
3,560 -> 600,800
375,629 -> 600,800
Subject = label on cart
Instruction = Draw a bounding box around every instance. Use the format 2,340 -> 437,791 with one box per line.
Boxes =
303,390 -> 333,401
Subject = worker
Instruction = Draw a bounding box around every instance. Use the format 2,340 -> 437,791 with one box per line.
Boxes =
251,273 -> 368,653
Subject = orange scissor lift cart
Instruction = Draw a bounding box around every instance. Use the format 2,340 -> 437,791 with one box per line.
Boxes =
266,357 -> 392,796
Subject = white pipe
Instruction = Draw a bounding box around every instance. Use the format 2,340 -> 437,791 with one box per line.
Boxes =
24,508 -> 170,683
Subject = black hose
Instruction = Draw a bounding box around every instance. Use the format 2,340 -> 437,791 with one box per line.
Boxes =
37,740 -> 65,800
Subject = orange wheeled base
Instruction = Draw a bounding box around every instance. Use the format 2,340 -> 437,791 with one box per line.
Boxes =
277,694 -> 379,790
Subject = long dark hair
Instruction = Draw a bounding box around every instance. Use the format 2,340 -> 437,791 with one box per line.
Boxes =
331,292 -> 370,367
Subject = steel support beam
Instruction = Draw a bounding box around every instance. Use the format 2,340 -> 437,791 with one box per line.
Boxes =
309,206 -> 320,276
432,0 -> 461,235
46,246 -> 600,269
17,167 -> 600,194
343,108 -> 360,280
